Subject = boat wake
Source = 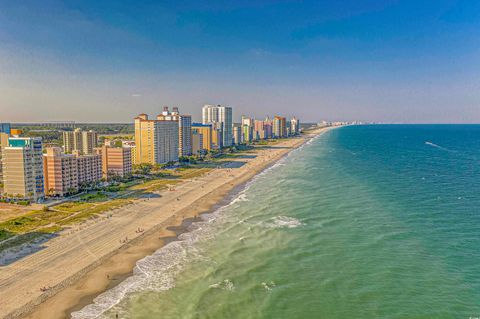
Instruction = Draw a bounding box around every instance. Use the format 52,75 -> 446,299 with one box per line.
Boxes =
425,141 -> 456,152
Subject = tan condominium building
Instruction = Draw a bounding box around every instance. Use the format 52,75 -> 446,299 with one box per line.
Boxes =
43,147 -> 78,197
2,137 -> 45,202
96,143 -> 132,179
74,151 -> 102,185
134,113 -> 179,165
191,123 -> 213,152
211,124 -> 223,149
232,124 -> 242,145
63,128 -> 98,155
191,130 -> 203,156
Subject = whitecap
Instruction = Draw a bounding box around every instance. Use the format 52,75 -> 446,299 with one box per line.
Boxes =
262,281 -> 276,291
265,216 -> 304,229
209,279 -> 235,291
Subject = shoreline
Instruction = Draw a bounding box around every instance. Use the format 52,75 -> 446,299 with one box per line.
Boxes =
1,127 -> 334,319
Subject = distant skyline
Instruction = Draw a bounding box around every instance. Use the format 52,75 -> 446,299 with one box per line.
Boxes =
1,0 -> 479,123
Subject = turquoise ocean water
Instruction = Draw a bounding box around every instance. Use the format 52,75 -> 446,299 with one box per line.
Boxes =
73,125 -> 480,319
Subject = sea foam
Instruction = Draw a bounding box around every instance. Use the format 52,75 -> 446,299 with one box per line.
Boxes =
71,182 -> 255,318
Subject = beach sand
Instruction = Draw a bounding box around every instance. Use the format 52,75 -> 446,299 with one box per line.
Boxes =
0,127 -> 330,319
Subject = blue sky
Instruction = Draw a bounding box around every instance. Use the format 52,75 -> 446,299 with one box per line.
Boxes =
1,0 -> 479,123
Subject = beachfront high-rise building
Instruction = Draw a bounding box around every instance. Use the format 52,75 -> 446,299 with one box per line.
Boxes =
134,114 -> 154,164
219,106 -> 233,147
211,124 -> 223,149
202,105 -> 219,124
273,116 -> 287,138
156,107 -> 192,157
254,119 -> 273,140
192,123 -> 213,152
134,113 -> 179,165
191,130 -> 203,156
2,137 -> 44,202
241,116 -> 254,143
202,105 -> 233,147
265,117 -> 274,139
291,117 -> 300,135
233,124 -> 242,145
155,108 -> 181,163
43,147 -> 78,197
286,120 -> 292,136
178,113 -> 192,157
178,115 -> 192,157
63,129 -> 98,155
96,142 -> 132,179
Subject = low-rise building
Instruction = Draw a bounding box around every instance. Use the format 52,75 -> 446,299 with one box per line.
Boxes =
10,129 -> 23,136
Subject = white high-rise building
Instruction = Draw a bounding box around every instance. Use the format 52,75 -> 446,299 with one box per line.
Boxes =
202,104 -> 220,124
202,104 -> 233,147
291,117 -> 300,135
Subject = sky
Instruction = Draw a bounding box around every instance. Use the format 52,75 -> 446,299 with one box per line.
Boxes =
0,0 -> 479,123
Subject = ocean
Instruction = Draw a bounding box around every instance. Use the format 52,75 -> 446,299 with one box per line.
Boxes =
73,125 -> 480,319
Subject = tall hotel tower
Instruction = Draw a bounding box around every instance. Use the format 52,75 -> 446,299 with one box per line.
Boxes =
202,105 -> 233,147
134,113 -> 179,165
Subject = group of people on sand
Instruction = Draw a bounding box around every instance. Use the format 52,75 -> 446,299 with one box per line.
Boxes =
39,286 -> 52,292
135,227 -> 144,233
119,236 -> 128,243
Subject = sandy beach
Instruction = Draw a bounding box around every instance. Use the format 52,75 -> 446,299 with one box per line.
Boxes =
0,127 -> 330,319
